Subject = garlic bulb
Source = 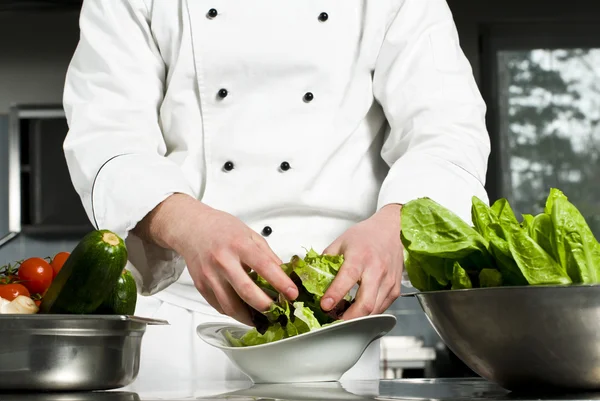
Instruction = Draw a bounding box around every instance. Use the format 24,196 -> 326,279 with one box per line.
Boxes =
0,296 -> 39,314
0,297 -> 10,311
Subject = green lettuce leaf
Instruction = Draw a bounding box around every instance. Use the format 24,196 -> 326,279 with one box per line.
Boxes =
411,253 -> 451,287
479,268 -> 503,287
521,214 -> 535,231
292,301 -> 321,333
448,261 -> 473,290
492,198 -> 520,228
231,324 -> 287,347
401,198 -> 493,265
404,252 -> 447,292
471,198 -> 527,285
529,213 -> 557,263
502,222 -> 572,285
544,188 -> 566,215
549,193 -> 600,284
284,249 -> 345,299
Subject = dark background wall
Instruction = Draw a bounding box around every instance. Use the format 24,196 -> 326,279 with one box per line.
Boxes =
0,11 -> 80,261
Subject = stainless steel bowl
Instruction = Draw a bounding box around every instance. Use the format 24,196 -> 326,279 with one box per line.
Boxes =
407,285 -> 600,392
0,314 -> 168,391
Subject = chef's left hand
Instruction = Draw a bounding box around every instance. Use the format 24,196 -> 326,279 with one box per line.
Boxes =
320,204 -> 403,320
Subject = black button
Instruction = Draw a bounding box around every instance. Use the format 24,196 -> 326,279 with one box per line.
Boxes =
218,88 -> 228,98
303,92 -> 314,102
318,12 -> 328,22
280,161 -> 290,171
207,8 -> 218,19
261,226 -> 272,237
223,161 -> 234,171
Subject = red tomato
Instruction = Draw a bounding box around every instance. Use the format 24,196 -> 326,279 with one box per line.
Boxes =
34,300 -> 41,307
17,257 -> 53,295
0,283 -> 31,301
50,252 -> 70,278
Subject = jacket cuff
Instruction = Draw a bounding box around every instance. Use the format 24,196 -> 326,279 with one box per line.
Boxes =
377,152 -> 489,225
91,153 -> 196,295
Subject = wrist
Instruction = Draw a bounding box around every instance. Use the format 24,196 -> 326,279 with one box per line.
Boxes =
374,203 -> 403,228
378,203 -> 402,217
133,193 -> 207,253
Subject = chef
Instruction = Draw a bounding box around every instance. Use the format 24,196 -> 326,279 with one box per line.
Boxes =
62,0 -> 490,389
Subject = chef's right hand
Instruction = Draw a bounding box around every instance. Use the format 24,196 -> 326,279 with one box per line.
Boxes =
135,193 -> 298,326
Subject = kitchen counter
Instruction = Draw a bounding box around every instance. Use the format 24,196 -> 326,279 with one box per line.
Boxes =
2,378 -> 600,401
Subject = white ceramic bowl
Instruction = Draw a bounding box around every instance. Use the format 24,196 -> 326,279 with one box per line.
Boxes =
196,314 -> 397,383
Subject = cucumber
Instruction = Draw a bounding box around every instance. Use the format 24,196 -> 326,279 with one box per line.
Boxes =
95,269 -> 138,315
39,230 -> 128,314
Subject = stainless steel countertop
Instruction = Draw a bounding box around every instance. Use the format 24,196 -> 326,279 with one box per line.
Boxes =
2,378 -> 600,401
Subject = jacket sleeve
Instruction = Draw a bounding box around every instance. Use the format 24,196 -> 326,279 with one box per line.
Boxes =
63,0 -> 196,295
372,0 -> 491,224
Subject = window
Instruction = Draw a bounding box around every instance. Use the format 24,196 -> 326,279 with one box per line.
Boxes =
485,25 -> 600,237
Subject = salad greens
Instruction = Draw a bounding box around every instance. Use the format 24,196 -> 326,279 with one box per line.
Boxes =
226,249 -> 351,347
401,188 -> 600,292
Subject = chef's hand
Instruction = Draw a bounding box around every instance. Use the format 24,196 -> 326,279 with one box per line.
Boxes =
320,204 -> 403,320
133,193 -> 298,326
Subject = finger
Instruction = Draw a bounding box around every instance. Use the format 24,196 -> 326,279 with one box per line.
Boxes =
242,243 -> 298,300
373,279 -> 394,315
372,269 -> 400,314
342,269 -> 383,320
377,263 -> 403,313
381,274 -> 403,312
322,239 -> 342,256
251,234 -> 284,266
210,276 -> 253,326
221,256 -> 276,312
321,260 -> 363,311
192,271 -> 225,315
202,286 -> 226,315
380,290 -> 400,314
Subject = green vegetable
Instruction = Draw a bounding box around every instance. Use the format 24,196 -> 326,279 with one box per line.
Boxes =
529,213 -> 556,262
493,198 -> 520,228
286,249 -> 348,300
401,188 -> 599,292
479,269 -> 503,287
94,269 -> 138,315
226,323 -> 286,347
502,221 -> 571,285
39,230 -> 128,314
448,261 -> 472,290
401,198 -> 491,261
404,253 -> 446,292
548,190 -> 600,284
521,214 -> 535,231
226,249 -> 351,347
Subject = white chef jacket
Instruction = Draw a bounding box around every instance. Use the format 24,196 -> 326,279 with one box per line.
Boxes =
62,0 -> 490,385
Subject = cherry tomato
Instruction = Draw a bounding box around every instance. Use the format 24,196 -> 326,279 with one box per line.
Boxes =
50,252 -> 70,278
17,257 -> 53,295
0,283 -> 31,301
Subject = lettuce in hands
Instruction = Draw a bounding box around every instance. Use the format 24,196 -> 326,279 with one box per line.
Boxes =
226,249 -> 352,347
